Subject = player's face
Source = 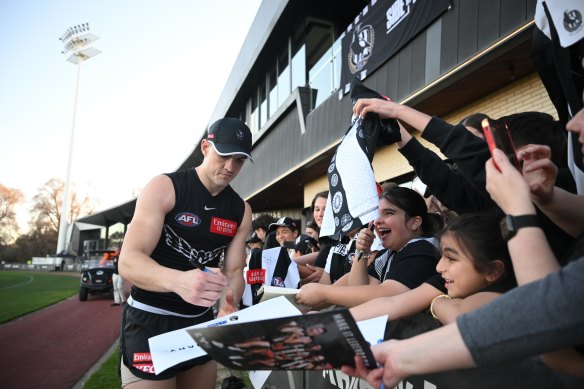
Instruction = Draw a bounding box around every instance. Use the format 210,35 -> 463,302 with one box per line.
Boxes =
201,140 -> 246,189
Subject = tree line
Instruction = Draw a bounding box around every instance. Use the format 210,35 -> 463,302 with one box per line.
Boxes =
0,179 -> 95,262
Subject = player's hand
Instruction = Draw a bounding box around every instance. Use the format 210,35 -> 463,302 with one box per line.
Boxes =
173,268 -> 228,307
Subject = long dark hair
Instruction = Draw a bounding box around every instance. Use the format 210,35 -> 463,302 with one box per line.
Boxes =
311,191 -> 328,211
440,213 -> 513,281
380,187 -> 444,236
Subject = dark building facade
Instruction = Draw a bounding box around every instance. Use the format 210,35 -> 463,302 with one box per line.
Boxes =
80,0 -> 554,237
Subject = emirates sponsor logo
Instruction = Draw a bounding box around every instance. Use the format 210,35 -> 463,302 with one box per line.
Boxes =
133,352 -> 152,363
133,363 -> 156,374
246,268 -> 265,284
210,217 -> 237,237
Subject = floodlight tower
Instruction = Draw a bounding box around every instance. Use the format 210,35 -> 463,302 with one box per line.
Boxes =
56,23 -> 101,255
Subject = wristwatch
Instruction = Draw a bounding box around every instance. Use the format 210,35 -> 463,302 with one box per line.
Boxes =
500,214 -> 540,241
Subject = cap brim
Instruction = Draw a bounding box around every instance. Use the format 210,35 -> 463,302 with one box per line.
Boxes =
209,141 -> 253,163
268,223 -> 286,232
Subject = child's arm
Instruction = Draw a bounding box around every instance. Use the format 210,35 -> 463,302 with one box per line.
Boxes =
350,283 -> 441,321
431,291 -> 500,325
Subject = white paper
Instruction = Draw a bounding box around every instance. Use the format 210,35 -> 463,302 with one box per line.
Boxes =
248,370 -> 272,389
356,315 -> 387,346
149,296 -> 301,374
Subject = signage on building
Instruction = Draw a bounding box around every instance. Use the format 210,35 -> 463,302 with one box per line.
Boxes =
339,0 -> 451,97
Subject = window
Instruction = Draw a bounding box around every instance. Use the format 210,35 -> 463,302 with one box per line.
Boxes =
259,77 -> 267,128
249,91 -> 258,134
277,46 -> 291,107
306,21 -> 334,109
332,36 -> 343,92
268,65 -> 278,118
309,47 -> 333,108
291,26 -> 306,91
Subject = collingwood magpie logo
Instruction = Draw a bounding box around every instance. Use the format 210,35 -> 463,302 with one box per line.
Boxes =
564,9 -> 583,33
163,225 -> 225,266
348,23 -> 375,74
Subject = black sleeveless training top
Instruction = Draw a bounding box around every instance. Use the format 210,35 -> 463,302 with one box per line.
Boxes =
131,168 -> 245,315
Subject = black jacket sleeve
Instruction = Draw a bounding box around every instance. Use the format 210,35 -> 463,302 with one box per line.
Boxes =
398,136 -> 495,213
422,116 -> 491,194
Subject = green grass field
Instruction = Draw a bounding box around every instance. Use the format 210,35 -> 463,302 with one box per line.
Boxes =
0,271 -> 251,388
0,271 -> 80,323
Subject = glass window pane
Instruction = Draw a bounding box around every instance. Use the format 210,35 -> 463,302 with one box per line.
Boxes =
332,36 -> 343,91
277,47 -> 290,106
269,65 -> 278,118
259,78 -> 267,128
309,47 -> 333,108
249,93 -> 258,134
291,44 -> 306,90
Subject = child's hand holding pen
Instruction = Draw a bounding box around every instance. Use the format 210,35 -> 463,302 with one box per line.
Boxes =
355,223 -> 375,261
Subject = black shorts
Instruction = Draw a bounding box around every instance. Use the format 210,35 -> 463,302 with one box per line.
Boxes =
120,303 -> 214,380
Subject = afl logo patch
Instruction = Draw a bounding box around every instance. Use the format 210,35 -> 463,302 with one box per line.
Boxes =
175,212 -> 201,227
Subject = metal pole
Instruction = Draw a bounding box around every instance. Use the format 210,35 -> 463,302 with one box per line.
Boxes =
56,57 -> 83,254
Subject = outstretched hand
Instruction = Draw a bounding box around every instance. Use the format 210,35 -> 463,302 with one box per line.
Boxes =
341,341 -> 406,389
296,282 -> 326,307
341,356 -> 385,389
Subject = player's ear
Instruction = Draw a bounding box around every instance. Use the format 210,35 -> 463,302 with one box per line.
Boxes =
201,139 -> 210,156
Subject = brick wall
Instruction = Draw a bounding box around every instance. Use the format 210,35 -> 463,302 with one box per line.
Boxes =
373,72 -> 558,182
304,72 -> 558,202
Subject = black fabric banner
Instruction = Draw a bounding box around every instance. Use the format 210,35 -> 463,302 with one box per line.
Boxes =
339,0 -> 451,96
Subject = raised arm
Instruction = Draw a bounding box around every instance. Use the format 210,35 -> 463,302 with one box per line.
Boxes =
486,148 -> 560,284
397,124 -> 494,213
353,98 -> 431,133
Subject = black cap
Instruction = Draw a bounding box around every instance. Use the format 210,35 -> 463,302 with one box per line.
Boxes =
293,234 -> 318,255
246,232 -> 262,244
269,217 -> 298,232
207,117 -> 253,162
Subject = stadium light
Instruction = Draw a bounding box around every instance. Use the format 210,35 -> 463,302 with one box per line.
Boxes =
56,23 -> 101,255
